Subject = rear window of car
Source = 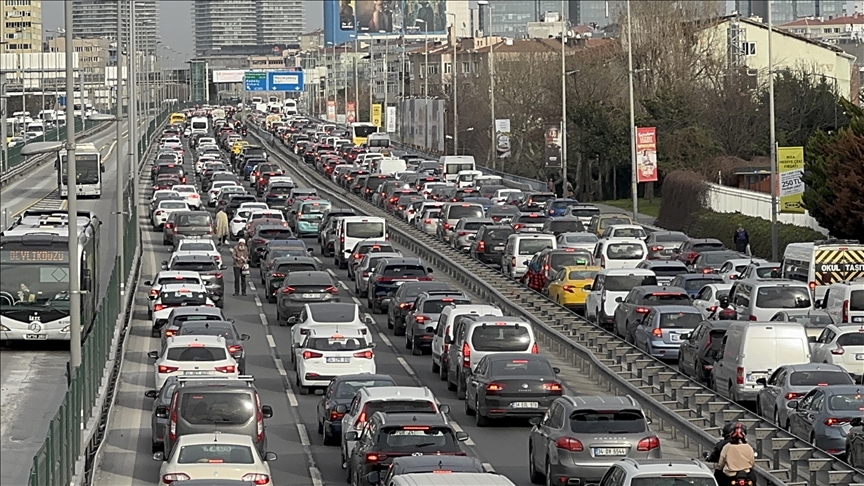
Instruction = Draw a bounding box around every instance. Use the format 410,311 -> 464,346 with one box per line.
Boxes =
383,265 -> 427,278
483,229 -> 514,241
849,290 -> 864,310
259,229 -> 293,238
755,266 -> 782,278
606,243 -> 645,260
447,206 -> 484,219
301,202 -> 330,213
549,253 -> 592,270
702,252 -> 741,264
550,220 -> 583,233
178,324 -> 234,341
161,201 -> 188,209
490,359 -> 555,376
755,287 -> 812,309
359,244 -> 396,255
170,261 -> 218,272
346,222 -> 385,238
365,400 -> 436,416
567,269 -> 599,280
177,214 -> 212,226
604,275 -> 657,291
308,306 -> 356,322
679,278 -> 721,291
630,479 -> 715,486
611,227 -> 644,238
376,427 -> 458,452
693,242 -> 725,251
166,346 -> 226,361
179,392 -> 254,425
515,214 -> 548,224
276,263 -> 318,273
643,293 -> 691,304
837,332 -> 864,346
470,324 -> 531,352
649,266 -> 688,277
422,298 -> 471,314
568,208 -> 601,218
828,394 -> 864,411
160,290 -> 208,306
304,336 -> 369,351
177,444 -> 254,464
179,242 -> 215,252
789,371 -> 853,386
658,312 -> 702,329
460,221 -> 487,231
564,234 -> 598,244
517,239 -> 554,255
158,276 -> 201,285
569,409 -> 646,434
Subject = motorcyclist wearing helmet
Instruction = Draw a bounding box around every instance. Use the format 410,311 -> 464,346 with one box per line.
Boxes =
705,421 -> 738,463
716,423 -> 756,484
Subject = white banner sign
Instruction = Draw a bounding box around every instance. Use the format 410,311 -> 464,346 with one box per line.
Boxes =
386,106 -> 396,133
212,70 -> 246,83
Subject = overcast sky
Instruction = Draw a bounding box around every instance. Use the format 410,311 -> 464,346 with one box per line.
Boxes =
42,0 -> 325,68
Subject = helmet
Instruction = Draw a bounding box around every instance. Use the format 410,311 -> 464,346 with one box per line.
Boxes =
722,422 -> 746,438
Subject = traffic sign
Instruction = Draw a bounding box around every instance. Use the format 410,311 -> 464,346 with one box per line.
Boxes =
244,71 -> 267,92
268,71 -> 305,92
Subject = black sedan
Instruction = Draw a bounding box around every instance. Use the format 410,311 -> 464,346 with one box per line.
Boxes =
144,376 -> 180,453
315,374 -> 396,446
464,353 -> 562,427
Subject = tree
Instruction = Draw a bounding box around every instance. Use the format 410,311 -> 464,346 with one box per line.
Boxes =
802,100 -> 864,241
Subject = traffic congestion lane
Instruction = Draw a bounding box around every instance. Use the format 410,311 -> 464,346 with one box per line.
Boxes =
0,122 -> 140,486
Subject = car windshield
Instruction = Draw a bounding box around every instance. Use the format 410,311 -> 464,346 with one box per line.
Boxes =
422,298 -> 471,313
630,479 -> 716,486
649,266 -> 689,277
693,242 -> 724,251
482,229 -> 514,241
680,278 -> 722,291
755,287 -> 812,308
333,379 -> 396,399
304,336 -> 369,351
850,290 -> 864,310
276,263 -> 317,273
159,290 -> 208,306
568,208 -> 601,218
490,358 -> 555,377
177,444 -> 255,464
550,221 -> 583,233
470,325 -> 531,351
569,409 -> 646,434
383,266 -> 427,278
755,266 -> 783,278
178,324 -> 234,340
448,206 -> 484,219
606,243 -> 645,260
179,242 -> 215,252
518,239 -> 554,255
600,218 -> 630,228
658,312 -> 702,329
611,228 -> 644,238
158,276 -> 201,286
653,233 -> 688,243
789,371 -> 853,386
179,392 -> 254,425
178,214 -> 212,226
828,394 -> 864,411
604,275 -> 658,292
165,346 -> 226,361
259,229 -> 293,238
376,426 -> 459,452
346,222 -> 384,238
171,261 -> 217,272
702,252 -> 741,264
308,306 -> 356,322
359,244 -> 396,255
550,253 -> 592,270
462,221 -> 488,231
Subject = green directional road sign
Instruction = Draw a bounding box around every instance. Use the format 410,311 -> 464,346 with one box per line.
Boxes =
244,71 -> 267,92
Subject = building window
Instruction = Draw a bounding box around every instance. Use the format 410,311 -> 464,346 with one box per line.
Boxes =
427,64 -> 438,75
741,41 -> 756,56
462,61 -> 471,73
444,62 -> 451,73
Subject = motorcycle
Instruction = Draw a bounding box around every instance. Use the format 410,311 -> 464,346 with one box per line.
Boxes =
702,452 -> 756,486
708,295 -> 738,320
241,128 -> 248,137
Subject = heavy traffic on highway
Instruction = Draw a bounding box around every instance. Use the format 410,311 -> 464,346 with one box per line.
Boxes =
4,101 -> 862,486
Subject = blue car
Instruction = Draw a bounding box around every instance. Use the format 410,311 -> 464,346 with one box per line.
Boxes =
544,198 -> 581,217
669,274 -> 725,297
316,374 -> 397,445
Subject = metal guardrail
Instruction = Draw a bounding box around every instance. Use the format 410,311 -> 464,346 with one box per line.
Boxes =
1,120 -> 113,186
251,123 -> 864,486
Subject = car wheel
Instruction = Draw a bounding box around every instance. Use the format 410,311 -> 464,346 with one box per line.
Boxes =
528,446 -> 545,484
317,419 -> 323,435
334,257 -> 339,266
773,410 -> 780,428
296,374 -> 309,395
447,370 -> 457,391
151,328 -> 160,338
411,340 -> 422,356
438,361 -> 448,381
464,394 -> 475,416
456,373 -> 467,400
405,335 -> 412,350
431,359 -> 440,374
475,400 -> 489,427
267,293 -> 276,304
366,296 -> 372,309
545,461 -> 553,486
151,441 -> 162,454
386,313 -> 393,329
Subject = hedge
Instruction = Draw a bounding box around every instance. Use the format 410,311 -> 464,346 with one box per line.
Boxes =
680,210 -> 826,260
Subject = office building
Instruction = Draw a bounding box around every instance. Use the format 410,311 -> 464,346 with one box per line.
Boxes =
478,0 -> 569,37
72,0 -> 158,54
1,0 -> 42,53
744,0 -> 845,23
193,0 -> 305,56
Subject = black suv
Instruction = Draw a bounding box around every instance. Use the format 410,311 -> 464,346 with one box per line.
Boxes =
248,225 -> 296,266
366,257 -> 434,315
386,281 -> 453,335
345,411 -> 469,486
469,225 -> 514,265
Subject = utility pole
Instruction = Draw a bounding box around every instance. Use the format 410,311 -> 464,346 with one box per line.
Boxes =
64,0 -> 82,370
489,9 -> 496,167
383,34 -> 389,130
115,0 -> 125,294
560,0 -> 567,196
626,0 -> 639,221
447,13 -> 458,156
768,0 -> 778,261
129,0 -> 139,212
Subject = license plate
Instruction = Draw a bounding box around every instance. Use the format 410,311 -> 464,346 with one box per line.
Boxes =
301,293 -> 322,299
852,316 -> 864,323
594,448 -> 627,456
25,334 -> 47,340
856,354 -> 864,360
494,246 -> 505,251
511,402 -> 539,409
326,357 -> 350,363
184,371 -> 210,375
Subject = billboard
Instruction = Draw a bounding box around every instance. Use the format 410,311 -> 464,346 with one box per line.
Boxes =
635,127 -> 658,182
495,119 -> 511,158
327,100 -> 337,122
325,0 -> 447,45
399,98 -> 444,152
386,105 -> 396,133
371,103 -> 383,127
778,146 -> 805,214
544,124 -> 562,168
347,101 -> 356,123
213,70 -> 245,83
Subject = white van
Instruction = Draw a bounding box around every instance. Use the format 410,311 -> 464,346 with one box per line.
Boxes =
366,132 -> 391,150
189,116 -> 209,135
440,155 -> 476,183
782,239 -> 864,301
712,321 -> 811,403
728,279 -> 813,321
820,280 -> 864,324
373,157 -> 407,176
334,216 -> 388,268
455,170 -> 483,188
502,233 -> 557,279
584,268 -> 657,327
593,238 -> 648,269
432,304 -> 503,378
26,120 -> 45,136
356,153 -> 383,169
474,175 -> 504,188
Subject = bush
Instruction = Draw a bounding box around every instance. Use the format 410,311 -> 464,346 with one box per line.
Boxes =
683,211 -> 825,259
655,170 -> 708,230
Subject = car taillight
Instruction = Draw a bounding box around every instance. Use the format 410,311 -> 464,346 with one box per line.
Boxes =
271,273 -> 285,278
513,224 -> 523,230
702,268 -> 713,274
636,436 -> 661,451
477,240 -> 485,252
353,350 -> 374,359
635,307 -> 650,314
830,345 -> 845,355
362,271 -> 370,277
376,276 -> 394,283
282,286 -> 296,294
215,272 -> 222,279
462,342 -> 471,368
330,409 -> 345,421
153,304 -> 166,312
443,223 -> 450,230
155,210 -> 164,216
164,329 -> 176,338
652,328 -> 663,338
302,350 -> 323,359
785,392 -> 804,400
749,315 -> 758,321
162,473 -> 191,483
736,366 -> 745,384
531,343 -> 539,354
164,223 -> 173,229
228,345 -> 242,354
842,299 -> 849,322
485,383 -> 505,394
554,437 -> 584,452
353,253 -> 363,260
158,365 -> 179,374
149,289 -> 159,297
542,382 -> 563,394
825,417 -> 851,426
366,453 -> 386,463
354,408 -> 367,429
215,365 -> 236,373
414,315 -> 430,323
326,286 -> 339,294
241,473 -> 271,485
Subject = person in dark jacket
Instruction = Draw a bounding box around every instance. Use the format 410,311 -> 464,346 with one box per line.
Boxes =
733,227 -> 749,253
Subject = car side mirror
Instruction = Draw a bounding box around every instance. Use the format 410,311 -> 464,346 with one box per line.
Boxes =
335,404 -> 348,414
444,336 -> 453,345
583,284 -> 593,292
851,417 -> 863,427
144,390 -> 158,399
787,400 -> 799,409
615,296 -> 623,303
292,342 -> 300,348
161,260 -> 168,266
366,472 -> 381,484
155,405 -> 169,419
240,334 -> 251,341
553,367 -> 561,374
263,452 -> 278,463
455,431 -> 469,442
101,165 -> 106,173
261,405 -> 273,419
438,404 -> 451,414
808,335 -> 817,343
287,316 -> 297,325
427,267 -> 433,274
523,260 -> 530,266
756,378 -> 767,386
529,417 -> 542,426
307,248 -> 314,254
220,264 -> 228,270
680,333 -> 691,341
365,316 -> 374,325
147,351 -> 159,359
161,265 -> 168,270
143,280 -> 152,286
345,431 -> 359,441
152,451 -> 165,461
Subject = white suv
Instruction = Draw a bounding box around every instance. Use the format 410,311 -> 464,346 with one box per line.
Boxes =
431,304 -> 503,380
810,324 -> 864,382
820,280 -> 864,324
596,458 -> 715,485
148,335 -> 238,389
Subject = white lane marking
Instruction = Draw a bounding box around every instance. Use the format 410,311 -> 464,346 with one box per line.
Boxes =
266,335 -> 276,348
259,313 -> 268,326
254,295 -> 262,307
297,423 -> 311,446
310,466 -> 324,486
377,333 -> 392,348
285,383 -> 299,407
396,357 -> 416,377
296,424 -> 324,486
326,268 -> 337,277
482,463 -> 495,473
313,257 -> 322,264
352,296 -> 362,305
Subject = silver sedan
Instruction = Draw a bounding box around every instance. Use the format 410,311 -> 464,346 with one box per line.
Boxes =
757,363 -> 855,429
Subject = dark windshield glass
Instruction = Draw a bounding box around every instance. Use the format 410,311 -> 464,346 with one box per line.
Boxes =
693,242 -> 724,251
365,400 -> 436,415
470,325 -> 531,351
305,337 -> 369,351
828,394 -> 864,411
259,229 -> 293,239
518,239 -> 555,255
483,229 -> 514,241
550,253 -> 592,270
569,410 -> 646,434
606,243 -> 645,260
849,290 -> 864,310
755,287 -> 812,308
789,371 -> 853,386
490,359 -> 555,377
165,346 -> 226,361
703,252 -> 741,264
567,270 -> 599,280
550,221 -> 583,233
177,445 -> 254,464
375,427 -> 459,453
604,275 -> 657,291
171,261 -> 217,272
346,222 -> 385,238
333,379 -> 396,399
650,266 -> 689,277
383,266 -> 427,278
359,244 -> 396,255
837,332 -> 864,346
422,299 -> 470,314
177,214 -> 212,226
568,208 -> 600,218
631,479 -> 715,486
179,324 -> 234,340
158,277 -> 201,285
179,392 -> 254,425
643,293 -> 691,304
680,278 -> 722,291
658,312 -> 702,329
160,290 -> 207,306
448,206 -> 484,219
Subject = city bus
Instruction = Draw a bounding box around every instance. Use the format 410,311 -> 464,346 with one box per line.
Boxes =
350,122 -> 378,146
57,142 -> 103,198
0,210 -> 101,342
169,112 -> 187,125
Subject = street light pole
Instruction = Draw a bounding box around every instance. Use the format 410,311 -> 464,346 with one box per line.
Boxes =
64,0 -> 82,370
383,33 -> 389,130
416,19 -> 429,150
560,0 -> 567,196
115,0 -> 125,295
128,0 -> 139,212
768,0 -> 778,261
488,6 -> 496,168
626,0 -> 639,221
447,13 -> 458,156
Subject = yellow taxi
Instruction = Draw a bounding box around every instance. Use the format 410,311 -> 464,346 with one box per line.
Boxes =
545,265 -> 601,312
231,140 -> 249,155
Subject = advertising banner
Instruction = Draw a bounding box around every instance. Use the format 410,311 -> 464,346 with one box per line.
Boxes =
778,146 -> 805,214
212,70 -> 246,83
339,0 -> 356,30
544,123 -> 562,168
431,100 -> 445,153
355,0 -> 401,33
371,103 -> 382,127
346,101 -> 356,123
386,106 -> 396,133
635,127 -> 658,183
404,0 -> 447,31
325,0 -> 448,46
495,119 -> 511,158
327,100 -> 337,122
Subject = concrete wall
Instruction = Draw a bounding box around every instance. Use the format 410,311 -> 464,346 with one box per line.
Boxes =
706,182 -> 829,234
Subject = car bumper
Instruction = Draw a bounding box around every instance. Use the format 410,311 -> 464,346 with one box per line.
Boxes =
324,420 -> 342,438
815,430 -> 851,454
411,334 -> 434,348
550,452 -> 661,483
476,251 -> 503,264
280,297 -> 340,316
299,362 -> 375,387
478,396 -> 553,418
645,341 -> 682,360
0,318 -> 72,341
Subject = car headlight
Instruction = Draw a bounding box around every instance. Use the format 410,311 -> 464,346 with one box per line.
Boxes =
61,325 -> 70,333
1,325 -> 10,332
